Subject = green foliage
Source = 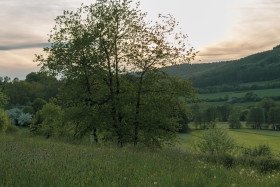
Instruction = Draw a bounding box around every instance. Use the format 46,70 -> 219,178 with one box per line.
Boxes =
268,106 -> 280,130
228,109 -> 241,129
246,107 -> 265,129
30,103 -> 65,138
242,144 -> 271,157
18,113 -> 32,126
0,109 -> 11,132
0,91 -> 9,109
22,106 -> 35,115
194,128 -> 236,155
32,98 -> 47,113
5,108 -> 22,125
257,98 -> 276,123
35,0 -> 196,146
217,103 -> 232,121
167,45 -> 280,88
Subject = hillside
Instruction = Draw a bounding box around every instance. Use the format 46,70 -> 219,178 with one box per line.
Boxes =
166,45 -> 280,88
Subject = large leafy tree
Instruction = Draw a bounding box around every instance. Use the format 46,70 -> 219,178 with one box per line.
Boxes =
36,0 -> 196,146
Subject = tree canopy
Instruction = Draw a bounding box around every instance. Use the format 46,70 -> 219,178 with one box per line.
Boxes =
35,0 -> 196,147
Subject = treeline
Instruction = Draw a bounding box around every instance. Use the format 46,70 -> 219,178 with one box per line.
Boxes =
189,98 -> 280,130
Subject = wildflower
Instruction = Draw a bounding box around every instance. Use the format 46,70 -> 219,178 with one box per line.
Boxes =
232,184 -> 236,187
154,182 -> 157,185
272,175 -> 275,177
214,176 -> 216,179
251,171 -> 255,174
268,176 -> 271,178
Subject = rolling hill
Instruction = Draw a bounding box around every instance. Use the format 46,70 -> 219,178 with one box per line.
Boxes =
167,45 -> 280,88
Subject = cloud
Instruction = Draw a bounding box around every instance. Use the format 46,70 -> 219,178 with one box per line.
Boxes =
0,43 -> 50,50
196,0 -> 280,63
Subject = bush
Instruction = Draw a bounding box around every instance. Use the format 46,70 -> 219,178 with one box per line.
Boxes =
257,157 -> 280,173
6,124 -> 19,134
5,108 -> 22,125
242,144 -> 271,157
18,113 -> 33,126
0,109 -> 11,132
30,103 -> 65,138
22,106 -> 34,115
194,128 -> 236,155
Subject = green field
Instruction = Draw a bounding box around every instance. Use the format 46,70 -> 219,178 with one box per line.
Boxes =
1,133 -> 280,186
179,123 -> 280,154
199,88 -> 280,100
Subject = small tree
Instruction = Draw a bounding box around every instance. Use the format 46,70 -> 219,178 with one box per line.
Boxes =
268,106 -> 280,130
194,128 -> 236,155
5,108 -> 22,125
18,113 -> 33,126
32,98 -> 47,113
217,103 -> 232,122
228,109 -> 241,129
0,109 -> 11,132
257,98 -> 276,123
30,103 -> 65,138
247,107 -> 265,129
0,91 -> 9,109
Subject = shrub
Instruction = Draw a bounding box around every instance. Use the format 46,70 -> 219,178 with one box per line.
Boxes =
0,109 -> 11,132
242,144 -> 271,157
30,103 -> 64,138
5,108 -> 22,125
22,106 -> 34,115
18,113 -> 33,126
194,128 -> 236,155
257,157 -> 280,173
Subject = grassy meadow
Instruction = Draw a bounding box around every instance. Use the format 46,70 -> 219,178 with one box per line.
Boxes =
180,122 -> 280,155
1,133 -> 280,186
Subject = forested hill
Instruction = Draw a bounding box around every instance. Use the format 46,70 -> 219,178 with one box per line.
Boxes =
166,45 -> 280,88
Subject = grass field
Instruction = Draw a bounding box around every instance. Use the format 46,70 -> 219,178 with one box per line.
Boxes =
1,133 -> 280,186
199,88 -> 280,100
179,122 -> 280,155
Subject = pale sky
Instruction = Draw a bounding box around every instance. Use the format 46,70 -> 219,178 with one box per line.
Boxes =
1,0 -> 280,79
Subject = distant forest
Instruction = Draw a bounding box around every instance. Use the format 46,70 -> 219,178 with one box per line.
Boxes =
167,44 -> 280,91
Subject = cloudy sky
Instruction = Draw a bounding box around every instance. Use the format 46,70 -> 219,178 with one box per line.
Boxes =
1,0 -> 280,79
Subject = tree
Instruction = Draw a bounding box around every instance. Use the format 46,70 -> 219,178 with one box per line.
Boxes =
0,91 -> 9,109
30,103 -> 66,138
268,106 -> 280,130
194,128 -> 236,155
228,109 -> 241,129
247,107 -> 265,129
217,103 -> 232,122
0,109 -> 11,132
257,98 -> 276,123
32,98 -> 47,114
201,106 -> 218,129
36,0 -> 196,146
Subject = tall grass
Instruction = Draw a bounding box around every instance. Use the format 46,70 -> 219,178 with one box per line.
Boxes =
1,134 -> 280,186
